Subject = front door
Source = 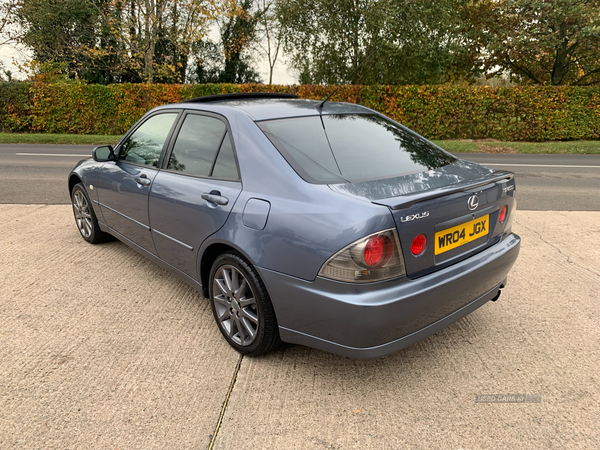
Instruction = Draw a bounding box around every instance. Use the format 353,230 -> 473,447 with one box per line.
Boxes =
95,112 -> 179,253
148,112 -> 242,278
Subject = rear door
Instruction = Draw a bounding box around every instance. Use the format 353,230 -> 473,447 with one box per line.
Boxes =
95,111 -> 180,253
148,111 -> 242,278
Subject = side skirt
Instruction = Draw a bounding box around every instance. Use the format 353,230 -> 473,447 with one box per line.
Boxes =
98,222 -> 205,297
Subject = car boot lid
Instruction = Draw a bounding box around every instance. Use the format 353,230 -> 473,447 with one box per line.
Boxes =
329,159 -> 514,210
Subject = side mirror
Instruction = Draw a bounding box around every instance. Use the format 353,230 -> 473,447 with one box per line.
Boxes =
92,145 -> 115,162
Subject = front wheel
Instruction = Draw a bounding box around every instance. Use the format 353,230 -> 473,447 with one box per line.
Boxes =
209,252 -> 281,356
71,183 -> 108,244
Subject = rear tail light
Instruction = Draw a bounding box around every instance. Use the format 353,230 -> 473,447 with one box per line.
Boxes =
364,235 -> 394,267
319,229 -> 405,283
499,205 -> 508,223
504,197 -> 516,233
411,234 -> 427,256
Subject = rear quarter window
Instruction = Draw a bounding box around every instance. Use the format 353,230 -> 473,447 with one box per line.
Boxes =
167,114 -> 227,177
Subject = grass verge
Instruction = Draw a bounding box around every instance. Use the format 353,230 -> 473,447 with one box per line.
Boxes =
0,133 -> 121,145
0,133 -> 598,154
432,140 -> 600,155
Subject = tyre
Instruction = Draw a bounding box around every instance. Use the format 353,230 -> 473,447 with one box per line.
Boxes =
71,182 -> 108,244
209,252 -> 282,356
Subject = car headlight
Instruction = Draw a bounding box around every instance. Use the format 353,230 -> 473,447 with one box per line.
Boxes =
319,229 -> 406,283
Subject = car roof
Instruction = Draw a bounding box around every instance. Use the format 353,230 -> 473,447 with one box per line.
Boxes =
166,94 -> 373,121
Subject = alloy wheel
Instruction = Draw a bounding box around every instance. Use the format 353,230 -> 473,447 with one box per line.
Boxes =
212,265 -> 259,346
73,190 -> 93,238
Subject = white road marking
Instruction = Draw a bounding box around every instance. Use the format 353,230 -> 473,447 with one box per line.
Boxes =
16,153 -> 90,157
478,163 -> 600,169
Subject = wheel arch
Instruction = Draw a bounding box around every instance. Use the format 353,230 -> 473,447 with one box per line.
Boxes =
68,173 -> 83,196
199,242 -> 254,298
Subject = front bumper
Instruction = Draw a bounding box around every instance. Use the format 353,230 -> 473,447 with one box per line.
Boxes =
258,233 -> 521,359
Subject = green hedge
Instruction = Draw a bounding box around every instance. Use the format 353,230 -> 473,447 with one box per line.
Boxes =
0,81 -> 33,132
2,80 -> 600,141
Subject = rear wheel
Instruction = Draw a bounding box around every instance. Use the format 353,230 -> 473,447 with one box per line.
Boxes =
71,183 -> 108,244
209,252 -> 281,356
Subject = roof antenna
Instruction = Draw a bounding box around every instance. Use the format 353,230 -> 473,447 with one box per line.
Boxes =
317,44 -> 382,109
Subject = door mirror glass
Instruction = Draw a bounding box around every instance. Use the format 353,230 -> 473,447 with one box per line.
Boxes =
93,145 -> 115,162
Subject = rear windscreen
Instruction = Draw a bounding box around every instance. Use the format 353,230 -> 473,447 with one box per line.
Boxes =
257,114 -> 456,184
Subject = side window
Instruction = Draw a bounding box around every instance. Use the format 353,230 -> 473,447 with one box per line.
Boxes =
212,133 -> 239,179
168,114 -> 237,179
120,113 -> 178,167
167,114 -> 239,179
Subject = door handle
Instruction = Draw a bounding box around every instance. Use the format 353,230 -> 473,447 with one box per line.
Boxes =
202,192 -> 229,206
134,174 -> 151,186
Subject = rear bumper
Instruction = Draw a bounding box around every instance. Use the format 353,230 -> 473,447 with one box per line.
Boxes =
258,233 -> 520,359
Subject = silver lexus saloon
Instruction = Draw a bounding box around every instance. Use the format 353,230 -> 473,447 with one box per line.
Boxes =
68,93 -> 520,358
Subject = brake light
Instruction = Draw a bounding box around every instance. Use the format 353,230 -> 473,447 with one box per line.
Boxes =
364,235 -> 393,267
411,234 -> 427,256
319,229 -> 405,283
499,205 -> 508,223
504,197 -> 516,233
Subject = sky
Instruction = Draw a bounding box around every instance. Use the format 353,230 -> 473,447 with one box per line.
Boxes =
0,44 -> 29,78
0,41 -> 297,85
256,56 -> 297,85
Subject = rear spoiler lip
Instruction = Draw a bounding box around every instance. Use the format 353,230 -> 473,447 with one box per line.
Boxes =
372,171 -> 514,210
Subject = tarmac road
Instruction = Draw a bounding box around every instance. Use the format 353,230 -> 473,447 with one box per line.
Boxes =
0,144 -> 93,205
458,152 -> 600,211
1,144 -> 599,210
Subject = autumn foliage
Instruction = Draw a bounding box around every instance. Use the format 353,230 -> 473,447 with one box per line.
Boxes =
1,80 -> 600,141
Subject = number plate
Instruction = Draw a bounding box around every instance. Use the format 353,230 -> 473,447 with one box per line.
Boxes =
434,215 -> 490,255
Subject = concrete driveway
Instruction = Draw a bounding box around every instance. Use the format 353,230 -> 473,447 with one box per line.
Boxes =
1,205 -> 599,449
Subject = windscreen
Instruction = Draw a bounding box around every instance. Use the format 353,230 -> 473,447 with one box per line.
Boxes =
257,114 -> 456,184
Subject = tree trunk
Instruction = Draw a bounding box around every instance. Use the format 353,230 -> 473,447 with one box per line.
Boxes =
551,37 -> 570,86
144,0 -> 156,83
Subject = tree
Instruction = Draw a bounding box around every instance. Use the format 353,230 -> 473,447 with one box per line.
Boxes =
153,0 -> 215,82
191,39 -> 223,82
254,0 -> 283,84
189,0 -> 261,83
0,0 -> 18,47
469,0 -> 600,85
218,0 -> 261,83
15,0 -> 220,83
95,0 -> 192,83
131,0 -> 169,82
16,0 -> 101,76
277,0 -> 467,85
0,0 -> 19,80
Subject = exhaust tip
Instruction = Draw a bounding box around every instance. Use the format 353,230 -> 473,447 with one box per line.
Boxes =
499,277 -> 508,289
